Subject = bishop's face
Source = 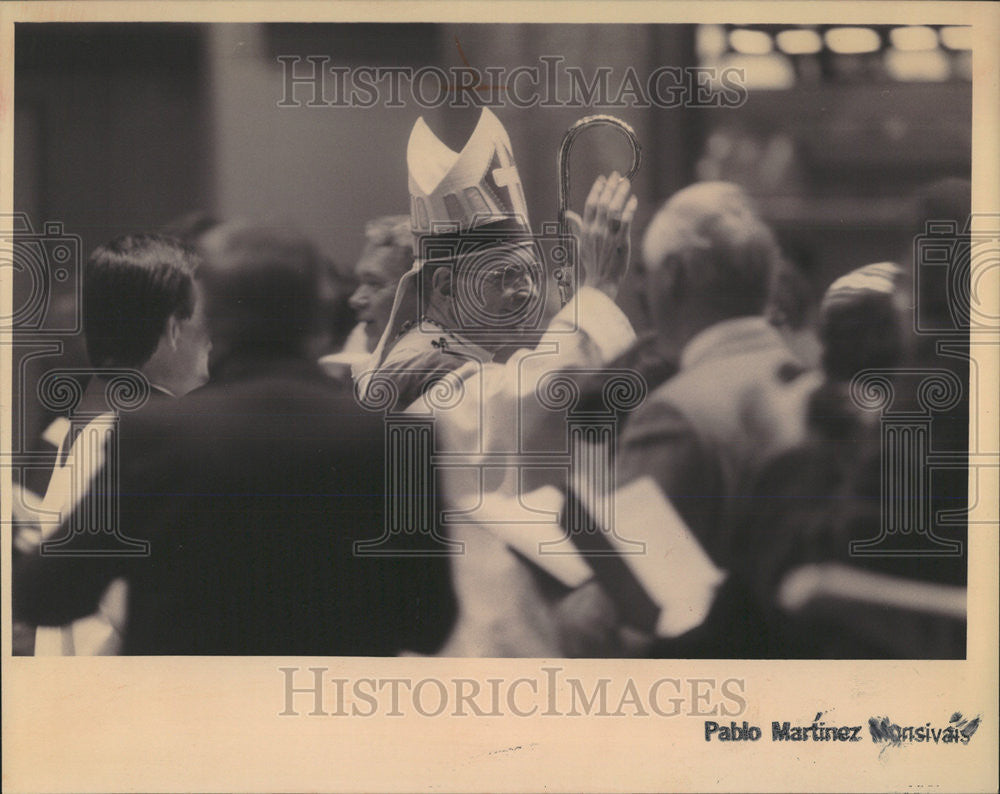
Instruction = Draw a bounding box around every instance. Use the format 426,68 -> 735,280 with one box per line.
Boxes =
453,242 -> 542,332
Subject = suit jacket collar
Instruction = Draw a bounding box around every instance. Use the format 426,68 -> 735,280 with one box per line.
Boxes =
75,373 -> 172,416
680,316 -> 787,371
210,353 -> 324,386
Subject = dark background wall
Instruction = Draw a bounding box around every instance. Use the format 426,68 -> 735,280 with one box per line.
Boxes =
14,24 -> 213,254
14,22 -> 972,284
12,24 -> 214,460
207,23 -> 697,271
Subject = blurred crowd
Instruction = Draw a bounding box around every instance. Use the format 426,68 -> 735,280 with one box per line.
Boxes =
11,109 -> 969,658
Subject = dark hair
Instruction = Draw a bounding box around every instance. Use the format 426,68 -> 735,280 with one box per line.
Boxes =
197,221 -> 322,356
819,291 -> 904,381
83,233 -> 199,368
819,261 -> 905,381
767,261 -> 816,331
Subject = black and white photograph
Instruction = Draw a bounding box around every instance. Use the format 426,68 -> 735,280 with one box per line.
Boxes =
2,3 -> 997,792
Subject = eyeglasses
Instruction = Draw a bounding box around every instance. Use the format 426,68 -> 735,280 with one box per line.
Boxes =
481,261 -> 534,291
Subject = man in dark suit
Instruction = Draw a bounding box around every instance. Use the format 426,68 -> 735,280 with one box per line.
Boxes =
17,233 -> 212,655
617,182 -> 812,571
14,221 -> 455,655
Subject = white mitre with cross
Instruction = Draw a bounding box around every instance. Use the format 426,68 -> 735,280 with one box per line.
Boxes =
407,107 -> 531,241
359,109 -> 534,392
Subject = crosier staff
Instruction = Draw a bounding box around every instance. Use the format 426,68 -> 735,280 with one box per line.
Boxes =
556,115 -> 642,306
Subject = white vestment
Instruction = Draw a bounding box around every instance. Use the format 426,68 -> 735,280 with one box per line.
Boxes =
398,287 -> 638,655
33,415 -> 128,656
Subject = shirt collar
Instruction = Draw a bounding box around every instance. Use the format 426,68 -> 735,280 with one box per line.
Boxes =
680,315 -> 778,371
149,383 -> 176,398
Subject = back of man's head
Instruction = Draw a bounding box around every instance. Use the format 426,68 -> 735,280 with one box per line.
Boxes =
197,221 -> 321,363
642,182 -> 781,323
83,233 -> 199,368
819,261 -> 906,381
